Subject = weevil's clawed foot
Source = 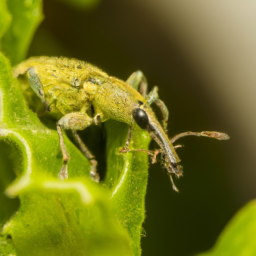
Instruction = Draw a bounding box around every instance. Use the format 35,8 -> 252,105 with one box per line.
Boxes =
89,159 -> 100,182
94,114 -> 102,126
90,171 -> 100,182
119,146 -> 129,153
151,149 -> 160,164
58,165 -> 68,180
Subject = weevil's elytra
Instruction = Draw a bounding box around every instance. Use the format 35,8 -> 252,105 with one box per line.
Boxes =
13,56 -> 229,191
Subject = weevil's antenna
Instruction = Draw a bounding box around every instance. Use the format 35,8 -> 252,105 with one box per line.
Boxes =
169,174 -> 179,192
174,144 -> 183,149
170,131 -> 230,144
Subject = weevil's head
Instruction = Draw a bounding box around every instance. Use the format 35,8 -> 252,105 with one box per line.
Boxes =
132,102 -> 183,190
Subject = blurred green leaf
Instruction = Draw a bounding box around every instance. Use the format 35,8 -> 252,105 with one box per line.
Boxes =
0,0 -> 11,40
198,200 -> 256,256
0,0 -> 43,65
2,178 -> 133,256
0,234 -> 16,256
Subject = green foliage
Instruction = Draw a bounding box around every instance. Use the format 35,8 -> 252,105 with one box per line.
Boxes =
2,179 -> 133,256
198,200 -> 256,256
0,1 -> 11,41
0,1 -> 256,256
0,0 -> 43,65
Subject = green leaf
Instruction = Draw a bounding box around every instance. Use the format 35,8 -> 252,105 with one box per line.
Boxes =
2,178 -> 133,256
0,0 -> 11,41
0,234 -> 16,256
0,0 -> 43,65
104,121 -> 151,256
198,200 -> 256,256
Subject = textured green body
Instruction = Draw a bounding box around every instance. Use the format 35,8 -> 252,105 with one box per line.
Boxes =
14,56 -> 148,124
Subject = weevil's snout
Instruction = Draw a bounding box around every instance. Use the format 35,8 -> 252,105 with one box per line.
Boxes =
132,105 -> 183,191
171,163 -> 183,178
164,161 -> 183,192
164,160 -> 183,178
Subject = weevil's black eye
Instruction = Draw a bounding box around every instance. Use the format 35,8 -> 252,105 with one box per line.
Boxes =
133,108 -> 149,129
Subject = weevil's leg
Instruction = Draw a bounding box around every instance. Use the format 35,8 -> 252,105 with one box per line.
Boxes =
57,125 -> 70,180
124,119 -> 134,150
168,174 -> 179,192
72,130 -> 99,182
146,86 -> 159,105
26,67 -> 50,111
151,149 -> 160,164
125,148 -> 161,164
146,86 -> 169,130
92,105 -> 109,126
120,119 -> 134,153
126,70 -> 148,97
94,114 -> 101,126
155,99 -> 169,131
56,112 -> 94,180
170,131 -> 230,144
126,71 -> 169,127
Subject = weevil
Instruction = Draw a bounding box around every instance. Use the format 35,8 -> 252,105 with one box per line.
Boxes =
13,56 -> 229,191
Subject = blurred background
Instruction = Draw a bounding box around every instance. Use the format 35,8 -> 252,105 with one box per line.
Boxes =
5,0 -> 256,255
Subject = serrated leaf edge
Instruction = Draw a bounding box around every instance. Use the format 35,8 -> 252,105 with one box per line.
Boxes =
43,181 -> 93,204
0,128 -> 32,198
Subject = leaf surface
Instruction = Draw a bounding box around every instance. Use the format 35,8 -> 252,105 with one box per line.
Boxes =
0,0 -> 43,65
104,120 -> 151,256
198,200 -> 256,256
